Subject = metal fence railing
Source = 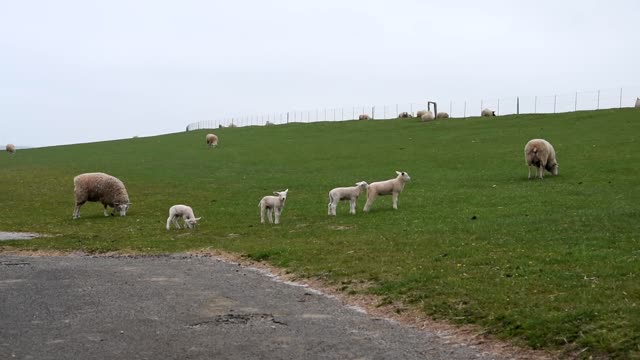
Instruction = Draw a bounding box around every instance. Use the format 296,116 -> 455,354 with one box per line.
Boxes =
186,86 -> 640,130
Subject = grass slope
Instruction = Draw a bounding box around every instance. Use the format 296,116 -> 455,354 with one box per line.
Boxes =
1,109 -> 639,357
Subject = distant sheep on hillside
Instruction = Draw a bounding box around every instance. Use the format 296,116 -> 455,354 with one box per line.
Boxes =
5,144 -> 16,154
359,114 -> 370,120
436,112 -> 449,119
420,111 -> 434,121
206,134 -> 218,148
481,108 -> 496,117
398,112 -> 412,118
416,110 -> 428,118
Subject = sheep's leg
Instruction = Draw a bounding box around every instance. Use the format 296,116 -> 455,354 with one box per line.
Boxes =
538,165 -> 544,179
274,207 -> 281,224
349,199 -> 356,214
328,202 -> 333,216
363,194 -> 377,212
267,208 -> 273,224
166,217 -> 173,230
73,204 -> 83,219
392,192 -> 399,209
103,204 -> 110,217
173,217 -> 181,229
528,165 -> 533,179
260,205 -> 266,224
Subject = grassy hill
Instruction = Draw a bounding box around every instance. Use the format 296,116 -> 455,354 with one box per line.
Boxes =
1,109 -> 639,357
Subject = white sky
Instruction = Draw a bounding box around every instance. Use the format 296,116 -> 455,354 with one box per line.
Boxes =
1,0 -> 639,147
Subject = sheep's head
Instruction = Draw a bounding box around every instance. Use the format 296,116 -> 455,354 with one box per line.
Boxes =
186,217 -> 202,229
356,181 -> 369,189
273,189 -> 288,204
396,171 -> 411,182
114,203 -> 131,216
551,163 -> 559,176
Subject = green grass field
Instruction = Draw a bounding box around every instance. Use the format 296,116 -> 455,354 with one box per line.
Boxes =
1,109 -> 639,358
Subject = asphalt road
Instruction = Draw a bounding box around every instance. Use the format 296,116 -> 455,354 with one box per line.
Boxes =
0,254 -> 511,360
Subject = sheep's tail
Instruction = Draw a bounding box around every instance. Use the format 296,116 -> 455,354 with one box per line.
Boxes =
532,146 -> 538,154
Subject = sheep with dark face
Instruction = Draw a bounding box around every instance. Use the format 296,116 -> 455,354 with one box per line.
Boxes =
328,181 -> 368,216
73,172 -> 130,219
481,108 -> 496,117
398,112 -> 412,118
358,114 -> 370,120
259,189 -> 288,224
524,139 -> 558,179
206,133 -> 218,148
363,171 -> 411,212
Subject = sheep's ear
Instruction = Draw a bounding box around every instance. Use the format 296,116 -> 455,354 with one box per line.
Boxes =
273,191 -> 280,195
194,217 -> 202,221
396,171 -> 401,175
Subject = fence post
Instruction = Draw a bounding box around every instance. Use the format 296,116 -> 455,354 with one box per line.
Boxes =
384,105 -> 386,119
497,99 -> 500,116
554,95 -> 557,113
372,106 -> 375,120
619,88 -> 623,108
534,96 -> 537,113
464,101 -> 467,118
450,100 -> 452,116
480,100 -> 483,113
597,90 -> 600,110
574,91 -> 578,111
517,97 -> 520,115
287,112 -> 289,123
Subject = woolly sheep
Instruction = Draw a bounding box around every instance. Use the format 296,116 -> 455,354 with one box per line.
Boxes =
358,114 -> 370,120
166,204 -> 201,230
635,97 -> 640,108
363,171 -> 411,212
398,112 -> 412,118
206,133 -> 218,148
436,112 -> 449,119
416,110 -> 428,118
524,139 -> 559,179
73,172 -> 130,219
420,111 -> 434,121
328,181 -> 368,216
5,144 -> 16,154
259,189 -> 288,224
481,108 -> 496,117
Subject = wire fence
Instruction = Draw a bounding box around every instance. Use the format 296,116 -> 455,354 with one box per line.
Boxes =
186,86 -> 640,130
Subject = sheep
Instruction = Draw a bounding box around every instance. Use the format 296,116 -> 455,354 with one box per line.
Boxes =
398,112 -> 412,118
436,112 -> 449,119
635,97 -> 640,108
5,144 -> 16,154
265,121 -> 275,126
358,114 -> 370,120
416,110 -> 428,118
259,189 -> 288,224
328,181 -> 368,216
206,133 -> 218,148
166,204 -> 201,230
481,108 -> 496,117
420,111 -> 434,121
524,139 -> 559,179
363,171 -> 411,212
73,172 -> 130,219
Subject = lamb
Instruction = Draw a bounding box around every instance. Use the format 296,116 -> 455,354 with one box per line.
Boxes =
363,171 -> 411,212
328,181 -> 368,216
420,111 -> 434,121
524,139 -> 559,179
481,108 -> 496,117
5,144 -> 16,154
436,112 -> 449,119
206,133 -> 218,148
635,97 -> 640,108
166,204 -> 201,230
259,189 -> 288,224
72,172 -> 130,219
358,114 -> 370,120
416,110 -> 428,118
398,112 -> 412,118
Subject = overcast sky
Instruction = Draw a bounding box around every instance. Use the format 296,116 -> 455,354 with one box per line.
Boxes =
2,0 -> 639,147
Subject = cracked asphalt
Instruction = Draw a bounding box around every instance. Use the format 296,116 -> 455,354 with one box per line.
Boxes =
0,254 -> 511,359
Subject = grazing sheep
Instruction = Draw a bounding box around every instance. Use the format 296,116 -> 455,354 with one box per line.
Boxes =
5,144 -> 16,154
259,189 -> 288,224
436,112 -> 449,119
481,108 -> 496,117
363,171 -> 411,212
398,112 -> 412,118
206,133 -> 218,148
524,139 -> 559,179
265,121 -> 275,126
73,172 -> 130,219
635,97 -> 640,108
420,111 -> 434,121
358,114 -> 370,120
166,204 -> 201,230
328,181 -> 368,216
416,110 -> 428,118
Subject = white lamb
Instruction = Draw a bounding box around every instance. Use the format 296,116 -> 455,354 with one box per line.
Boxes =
166,205 -> 201,230
206,133 -> 218,148
73,172 -> 130,219
524,139 -> 559,179
416,110 -> 428,118
363,171 -> 411,212
420,111 -> 434,121
358,114 -> 370,120
5,144 -> 16,154
259,189 -> 288,224
328,181 -> 368,216
635,97 -> 640,108
481,108 -> 496,117
436,112 -> 449,119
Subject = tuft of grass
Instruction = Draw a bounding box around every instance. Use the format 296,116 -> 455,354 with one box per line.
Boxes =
1,109 -> 639,357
